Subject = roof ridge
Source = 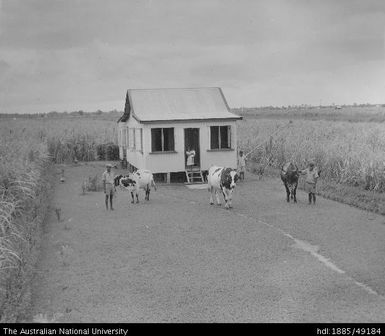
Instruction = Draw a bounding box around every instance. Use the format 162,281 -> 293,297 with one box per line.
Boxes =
127,87 -> 221,91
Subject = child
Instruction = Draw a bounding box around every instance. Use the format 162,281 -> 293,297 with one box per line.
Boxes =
186,147 -> 196,172
300,161 -> 320,204
238,150 -> 247,180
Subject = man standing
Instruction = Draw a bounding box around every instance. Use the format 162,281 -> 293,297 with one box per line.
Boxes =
102,163 -> 115,210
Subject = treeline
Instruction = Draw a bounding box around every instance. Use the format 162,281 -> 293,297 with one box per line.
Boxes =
0,110 -> 122,119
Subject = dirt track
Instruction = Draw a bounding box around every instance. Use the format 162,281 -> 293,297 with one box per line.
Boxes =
28,162 -> 385,322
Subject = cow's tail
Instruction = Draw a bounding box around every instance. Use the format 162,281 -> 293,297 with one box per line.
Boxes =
151,177 -> 157,191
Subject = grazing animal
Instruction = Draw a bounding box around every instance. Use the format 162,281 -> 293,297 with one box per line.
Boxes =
115,170 -> 157,203
207,166 -> 239,209
280,162 -> 299,203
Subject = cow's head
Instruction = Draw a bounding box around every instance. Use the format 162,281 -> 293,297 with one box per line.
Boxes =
220,169 -> 239,208
230,170 -> 239,188
286,169 -> 299,182
281,162 -> 299,183
221,168 -> 239,190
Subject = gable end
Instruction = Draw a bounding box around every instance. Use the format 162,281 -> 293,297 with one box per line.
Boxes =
117,91 -> 131,123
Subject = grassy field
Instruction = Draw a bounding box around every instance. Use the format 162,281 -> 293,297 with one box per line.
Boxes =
1,108 -> 385,320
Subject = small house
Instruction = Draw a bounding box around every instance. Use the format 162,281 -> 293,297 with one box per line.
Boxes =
117,87 -> 242,183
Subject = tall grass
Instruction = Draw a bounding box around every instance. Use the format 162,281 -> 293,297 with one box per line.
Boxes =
0,116 -> 119,321
0,133 -> 51,321
238,119 -> 385,192
2,118 -> 118,163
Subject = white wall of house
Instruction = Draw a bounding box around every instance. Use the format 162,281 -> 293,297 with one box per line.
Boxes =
118,119 -> 239,173
145,120 -> 238,173
144,122 -> 188,173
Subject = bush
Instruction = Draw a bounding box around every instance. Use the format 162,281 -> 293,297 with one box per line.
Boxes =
87,175 -> 102,192
47,136 -> 97,163
96,143 -> 119,161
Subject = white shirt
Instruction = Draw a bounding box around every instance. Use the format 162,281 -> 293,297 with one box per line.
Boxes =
102,170 -> 115,185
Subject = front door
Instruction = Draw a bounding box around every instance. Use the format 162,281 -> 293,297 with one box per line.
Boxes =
184,128 -> 200,169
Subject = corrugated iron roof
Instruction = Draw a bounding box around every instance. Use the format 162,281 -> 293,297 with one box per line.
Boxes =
122,87 -> 241,122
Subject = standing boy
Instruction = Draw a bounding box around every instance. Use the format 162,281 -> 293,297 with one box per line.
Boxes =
102,163 -> 116,210
300,161 -> 320,204
238,150 -> 247,180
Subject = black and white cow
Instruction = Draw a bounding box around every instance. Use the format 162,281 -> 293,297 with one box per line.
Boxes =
280,162 -> 299,203
114,170 -> 157,203
207,166 -> 239,209
114,174 -> 136,202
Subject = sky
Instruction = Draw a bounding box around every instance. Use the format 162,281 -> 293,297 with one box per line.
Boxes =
0,0 -> 384,114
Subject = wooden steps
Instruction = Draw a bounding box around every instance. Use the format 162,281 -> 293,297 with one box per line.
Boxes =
185,169 -> 204,184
